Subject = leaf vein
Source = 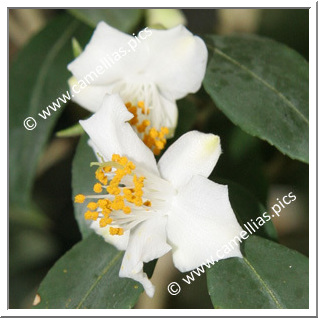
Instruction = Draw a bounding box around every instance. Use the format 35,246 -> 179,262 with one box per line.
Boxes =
209,45 -> 309,125
243,257 -> 283,309
29,20 -> 79,114
75,251 -> 123,309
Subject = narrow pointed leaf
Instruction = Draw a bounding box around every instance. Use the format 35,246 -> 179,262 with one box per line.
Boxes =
9,14 -> 93,207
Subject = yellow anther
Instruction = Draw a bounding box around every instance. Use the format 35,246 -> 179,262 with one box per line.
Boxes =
94,183 -> 103,193
107,185 -> 120,195
87,202 -> 98,210
95,169 -> 104,180
127,162 -> 136,170
101,208 -> 111,217
84,211 -> 99,221
123,188 -> 132,195
134,198 -> 143,206
74,194 -> 85,203
144,200 -> 151,207
137,101 -> 144,108
135,190 -> 143,197
149,128 -> 158,139
137,119 -> 151,133
155,140 -> 165,150
95,169 -> 108,185
161,127 -> 169,135
109,227 -> 124,236
103,166 -> 112,173
100,217 -> 112,228
97,199 -> 110,209
112,154 -> 121,162
123,206 -> 131,214
92,212 -> 99,220
84,211 -> 91,220
118,156 -> 128,166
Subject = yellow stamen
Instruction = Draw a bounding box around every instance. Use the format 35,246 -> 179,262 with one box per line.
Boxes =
75,154 -> 152,236
87,202 -> 98,210
95,169 -> 108,185
100,217 -> 112,228
84,211 -> 99,221
97,199 -> 110,209
124,101 -> 169,155
144,200 -> 151,207
123,206 -> 131,214
109,227 -> 124,236
93,183 -> 103,193
74,194 -> 85,203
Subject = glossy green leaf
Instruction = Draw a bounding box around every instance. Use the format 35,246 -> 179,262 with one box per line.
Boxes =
207,235 -> 309,309
33,233 -> 153,309
68,9 -> 143,32
203,34 -> 309,163
9,14 -> 93,207
225,181 -> 277,241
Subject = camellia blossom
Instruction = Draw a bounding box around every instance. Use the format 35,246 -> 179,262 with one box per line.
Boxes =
74,94 -> 243,297
67,21 -> 208,154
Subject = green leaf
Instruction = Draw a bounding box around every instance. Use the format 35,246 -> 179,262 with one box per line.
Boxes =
33,233 -> 153,309
207,235 -> 309,309
203,34 -> 309,163
225,181 -> 277,241
164,97 -> 198,152
72,37 -> 83,57
56,122 -> 84,137
9,14 -> 93,207
68,9 -> 144,32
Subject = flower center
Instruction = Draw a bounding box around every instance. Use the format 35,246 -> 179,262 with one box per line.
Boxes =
112,81 -> 172,155
125,101 -> 169,155
74,154 -> 165,236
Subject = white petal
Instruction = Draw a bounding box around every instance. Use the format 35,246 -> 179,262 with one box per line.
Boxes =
90,220 -> 129,250
68,22 -> 148,86
80,94 -> 159,176
150,92 -> 178,136
144,25 -> 208,100
158,131 -> 221,189
119,216 -> 171,297
68,76 -> 110,112
167,175 -> 243,272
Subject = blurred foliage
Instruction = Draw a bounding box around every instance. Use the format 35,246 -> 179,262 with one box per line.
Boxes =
258,9 -> 309,60
9,8 -> 309,309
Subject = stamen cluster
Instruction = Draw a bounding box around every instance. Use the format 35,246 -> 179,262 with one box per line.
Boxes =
74,154 -> 152,235
125,101 -> 169,155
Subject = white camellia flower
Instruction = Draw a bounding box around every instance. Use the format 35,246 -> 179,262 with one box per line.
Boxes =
67,21 -> 208,153
74,94 -> 243,297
